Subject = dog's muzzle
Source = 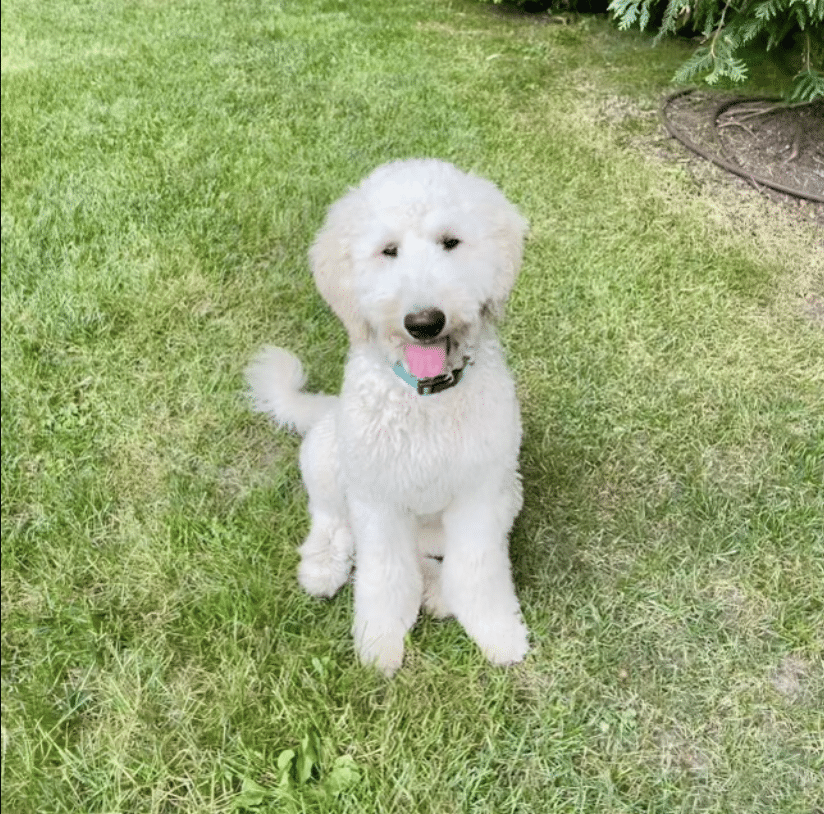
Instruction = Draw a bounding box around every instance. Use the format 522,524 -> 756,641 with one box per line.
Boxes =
393,307 -> 472,395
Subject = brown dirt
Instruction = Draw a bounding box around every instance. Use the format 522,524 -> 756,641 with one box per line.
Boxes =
662,90 -> 824,211
594,89 -> 824,328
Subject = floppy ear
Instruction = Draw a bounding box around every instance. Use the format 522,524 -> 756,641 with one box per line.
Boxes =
486,189 -> 529,316
308,191 -> 370,345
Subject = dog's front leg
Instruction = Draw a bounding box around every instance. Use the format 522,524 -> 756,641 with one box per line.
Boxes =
442,487 -> 529,666
349,497 -> 422,676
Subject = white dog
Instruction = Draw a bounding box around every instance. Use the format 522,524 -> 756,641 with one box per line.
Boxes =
246,159 -> 529,675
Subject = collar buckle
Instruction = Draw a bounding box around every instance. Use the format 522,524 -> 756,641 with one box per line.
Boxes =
417,367 -> 463,395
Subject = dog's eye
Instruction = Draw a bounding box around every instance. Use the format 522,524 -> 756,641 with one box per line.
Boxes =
441,237 -> 460,251
382,244 -> 398,258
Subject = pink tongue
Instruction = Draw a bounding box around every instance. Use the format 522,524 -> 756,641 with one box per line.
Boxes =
404,343 -> 446,379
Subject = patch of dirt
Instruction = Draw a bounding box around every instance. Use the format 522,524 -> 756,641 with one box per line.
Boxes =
662,90 -> 824,217
596,91 -> 824,227
219,429 -> 298,500
658,730 -> 715,779
802,291 -> 824,323
769,654 -> 811,703
594,90 -> 824,327
661,95 -> 824,327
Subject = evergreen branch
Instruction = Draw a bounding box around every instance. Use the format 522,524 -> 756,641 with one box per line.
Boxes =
610,0 -> 824,100
709,0 -> 734,63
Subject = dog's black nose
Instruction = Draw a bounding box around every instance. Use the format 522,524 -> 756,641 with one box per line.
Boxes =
404,308 -> 446,340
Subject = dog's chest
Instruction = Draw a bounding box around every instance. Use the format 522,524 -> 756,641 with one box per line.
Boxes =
338,367 -> 519,512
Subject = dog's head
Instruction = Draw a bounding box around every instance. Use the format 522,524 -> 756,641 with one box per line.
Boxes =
310,159 -> 527,381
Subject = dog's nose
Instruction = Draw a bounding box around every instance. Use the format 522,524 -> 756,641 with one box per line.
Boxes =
404,308 -> 446,340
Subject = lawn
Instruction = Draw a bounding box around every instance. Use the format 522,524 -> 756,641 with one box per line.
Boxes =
2,0 -> 822,812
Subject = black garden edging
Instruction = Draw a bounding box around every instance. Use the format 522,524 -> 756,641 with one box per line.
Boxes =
661,89 -> 824,204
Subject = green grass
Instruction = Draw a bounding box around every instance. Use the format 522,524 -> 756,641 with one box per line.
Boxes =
2,1 -> 822,812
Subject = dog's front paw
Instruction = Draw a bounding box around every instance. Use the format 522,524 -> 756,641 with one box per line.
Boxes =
353,620 -> 406,677
474,615 -> 530,667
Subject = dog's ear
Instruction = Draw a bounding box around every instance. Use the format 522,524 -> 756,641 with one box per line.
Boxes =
309,192 -> 370,345
487,192 -> 529,317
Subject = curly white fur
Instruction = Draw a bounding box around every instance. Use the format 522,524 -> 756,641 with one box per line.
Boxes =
246,159 -> 529,675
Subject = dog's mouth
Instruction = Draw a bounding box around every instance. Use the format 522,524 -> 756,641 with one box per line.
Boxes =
396,336 -> 472,395
383,308 -> 480,391
403,339 -> 449,379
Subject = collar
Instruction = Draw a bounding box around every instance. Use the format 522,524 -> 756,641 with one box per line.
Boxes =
392,358 -> 470,396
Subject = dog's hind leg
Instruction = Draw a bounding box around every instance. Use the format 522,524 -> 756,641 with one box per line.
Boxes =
421,557 -> 452,619
296,412 -> 354,598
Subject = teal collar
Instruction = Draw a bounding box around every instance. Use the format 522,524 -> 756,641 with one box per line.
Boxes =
392,359 -> 469,396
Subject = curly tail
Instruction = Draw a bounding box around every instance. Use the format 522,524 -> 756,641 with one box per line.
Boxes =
245,346 -> 337,436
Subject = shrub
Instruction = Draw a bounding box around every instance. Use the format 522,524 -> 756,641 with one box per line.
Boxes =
609,0 -> 824,101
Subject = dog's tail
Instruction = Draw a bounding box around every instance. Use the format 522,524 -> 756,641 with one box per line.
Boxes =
245,346 -> 338,436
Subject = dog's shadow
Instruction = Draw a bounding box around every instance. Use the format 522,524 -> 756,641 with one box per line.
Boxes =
511,427 -> 597,603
